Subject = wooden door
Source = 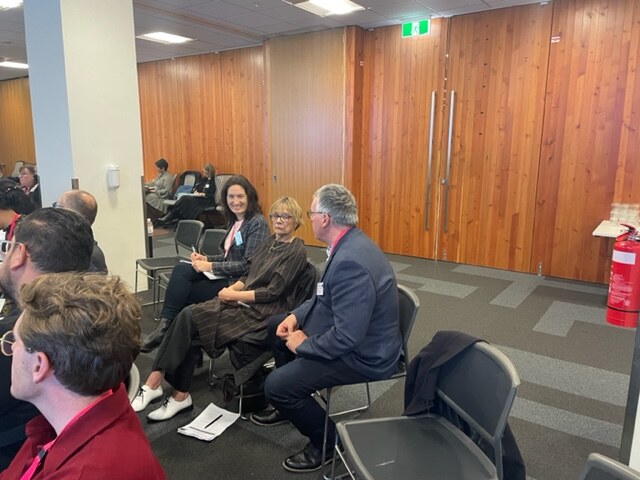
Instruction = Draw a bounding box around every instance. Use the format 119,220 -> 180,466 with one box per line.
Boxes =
357,20 -> 447,258
439,5 -> 552,271
532,0 -> 640,283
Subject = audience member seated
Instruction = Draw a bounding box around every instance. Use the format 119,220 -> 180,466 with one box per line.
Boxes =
0,179 -> 35,242
18,165 -> 41,210
155,163 -> 217,227
141,175 -> 269,352
132,197 -> 308,421
57,189 -> 108,273
0,208 -> 94,470
250,184 -> 402,473
144,158 -> 174,223
0,273 -> 166,479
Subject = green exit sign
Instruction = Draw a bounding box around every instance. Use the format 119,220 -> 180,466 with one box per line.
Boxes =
401,19 -> 430,38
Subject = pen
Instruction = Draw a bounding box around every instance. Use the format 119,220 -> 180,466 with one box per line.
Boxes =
192,245 -> 197,254
204,414 -> 222,429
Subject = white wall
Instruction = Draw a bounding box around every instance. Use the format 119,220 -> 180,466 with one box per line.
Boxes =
24,0 -> 146,285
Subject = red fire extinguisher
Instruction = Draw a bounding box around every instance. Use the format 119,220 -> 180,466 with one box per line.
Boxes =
607,224 -> 640,327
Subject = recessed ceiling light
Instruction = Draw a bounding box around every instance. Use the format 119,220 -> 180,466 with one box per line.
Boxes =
137,32 -> 194,45
0,0 -> 22,10
283,0 -> 365,17
0,61 -> 28,69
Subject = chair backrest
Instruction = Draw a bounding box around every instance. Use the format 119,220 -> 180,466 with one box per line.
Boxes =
181,170 -> 201,187
125,363 -> 141,403
174,220 -> 204,256
214,174 -> 235,206
200,228 -> 226,256
397,284 -> 420,369
436,342 -> 520,480
579,453 -> 640,480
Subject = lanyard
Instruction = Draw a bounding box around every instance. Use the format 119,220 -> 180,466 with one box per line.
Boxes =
7,213 -> 19,241
326,227 -> 351,259
224,220 -> 243,258
19,389 -> 113,480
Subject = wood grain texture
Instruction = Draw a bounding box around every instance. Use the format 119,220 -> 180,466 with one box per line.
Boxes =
357,21 -> 448,258
442,4 -> 552,271
0,77 -> 35,175
533,0 -> 640,282
266,30 -> 345,246
137,47 -> 265,201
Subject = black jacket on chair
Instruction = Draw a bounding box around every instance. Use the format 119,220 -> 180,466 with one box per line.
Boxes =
403,330 -> 526,480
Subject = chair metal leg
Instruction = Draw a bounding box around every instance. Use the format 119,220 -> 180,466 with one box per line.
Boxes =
321,387 -> 333,472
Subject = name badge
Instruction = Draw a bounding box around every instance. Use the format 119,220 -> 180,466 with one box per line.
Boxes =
316,282 -> 324,296
234,231 -> 243,246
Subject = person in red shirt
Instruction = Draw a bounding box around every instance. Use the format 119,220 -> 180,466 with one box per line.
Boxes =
0,273 -> 165,480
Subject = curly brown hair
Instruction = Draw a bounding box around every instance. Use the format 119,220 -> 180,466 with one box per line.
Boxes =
18,273 -> 142,396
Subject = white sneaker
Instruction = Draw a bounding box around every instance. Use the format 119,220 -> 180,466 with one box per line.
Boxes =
147,395 -> 193,422
131,385 -> 163,412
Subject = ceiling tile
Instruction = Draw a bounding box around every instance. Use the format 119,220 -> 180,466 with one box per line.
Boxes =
184,0 -> 253,19
370,1 -> 436,20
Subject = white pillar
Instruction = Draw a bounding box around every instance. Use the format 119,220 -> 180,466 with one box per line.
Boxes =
23,0 -> 146,285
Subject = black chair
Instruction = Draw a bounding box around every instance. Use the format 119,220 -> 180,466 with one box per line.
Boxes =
318,284 -> 420,470
163,170 -> 203,210
331,341 -> 520,480
134,219 -> 204,318
578,453 -> 640,480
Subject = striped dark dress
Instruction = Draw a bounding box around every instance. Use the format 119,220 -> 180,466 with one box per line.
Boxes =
192,235 -> 307,356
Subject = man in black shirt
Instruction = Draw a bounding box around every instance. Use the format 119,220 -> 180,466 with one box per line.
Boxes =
0,208 -> 93,469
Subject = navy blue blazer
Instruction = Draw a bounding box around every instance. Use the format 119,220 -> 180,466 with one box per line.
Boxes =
293,228 -> 401,380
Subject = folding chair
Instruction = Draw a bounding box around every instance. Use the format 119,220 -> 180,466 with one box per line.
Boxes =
331,341 -> 520,480
319,284 -> 420,469
579,453 -> 640,480
134,219 -> 203,318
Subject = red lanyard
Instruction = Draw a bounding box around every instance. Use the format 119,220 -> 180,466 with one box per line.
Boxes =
19,389 -> 113,480
327,227 -> 351,258
7,213 -> 19,241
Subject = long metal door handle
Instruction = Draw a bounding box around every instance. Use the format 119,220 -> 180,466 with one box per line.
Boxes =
442,90 -> 455,234
424,91 -> 436,230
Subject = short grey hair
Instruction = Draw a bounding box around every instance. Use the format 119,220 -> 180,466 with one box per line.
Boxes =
314,184 -> 358,227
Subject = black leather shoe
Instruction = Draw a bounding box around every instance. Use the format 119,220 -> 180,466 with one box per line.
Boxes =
283,442 -> 331,473
250,407 -> 288,426
140,318 -> 170,353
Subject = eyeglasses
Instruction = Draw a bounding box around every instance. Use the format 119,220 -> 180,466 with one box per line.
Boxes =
306,211 -> 327,219
18,172 -> 33,177
269,213 -> 293,222
0,240 -> 18,261
0,330 -> 35,357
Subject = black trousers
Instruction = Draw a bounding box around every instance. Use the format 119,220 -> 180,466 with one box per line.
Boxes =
152,307 -> 202,393
263,314 -> 368,449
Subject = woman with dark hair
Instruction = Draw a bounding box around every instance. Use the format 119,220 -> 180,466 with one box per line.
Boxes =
155,164 -> 216,227
0,179 -> 35,241
141,175 -> 269,352
144,158 -> 174,222
18,165 -> 41,210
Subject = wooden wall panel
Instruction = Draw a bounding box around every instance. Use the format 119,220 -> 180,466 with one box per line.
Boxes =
138,54 -> 225,180
358,21 -> 447,257
442,4 -> 552,271
219,47 -> 267,200
267,30 -> 345,246
0,77 -> 35,176
533,0 -> 640,282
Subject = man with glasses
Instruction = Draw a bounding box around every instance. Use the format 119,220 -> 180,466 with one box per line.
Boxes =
0,273 -> 165,479
251,184 -> 402,473
55,189 -> 108,273
0,208 -> 93,469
